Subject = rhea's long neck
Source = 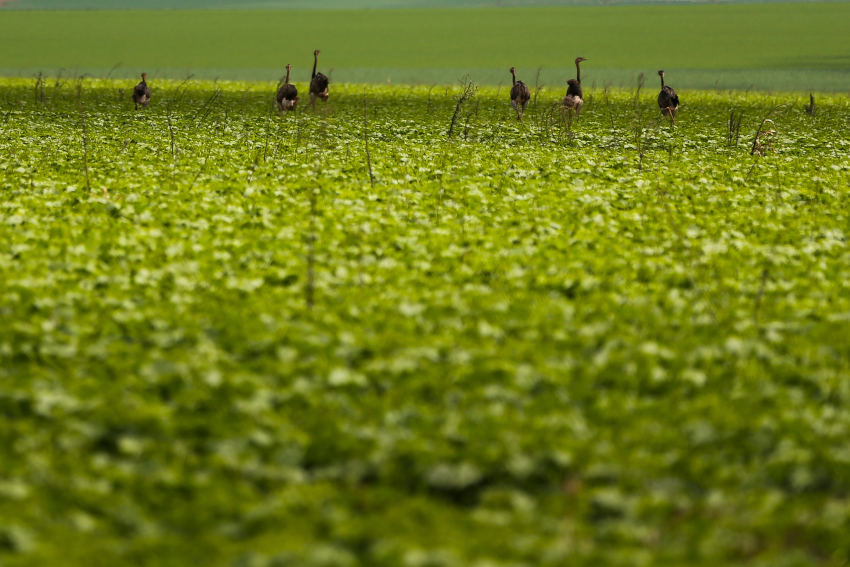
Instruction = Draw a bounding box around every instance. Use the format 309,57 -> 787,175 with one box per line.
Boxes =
575,61 -> 581,83
312,55 -> 318,79
511,70 -> 516,86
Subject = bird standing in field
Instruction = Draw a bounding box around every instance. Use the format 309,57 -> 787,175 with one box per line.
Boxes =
132,72 -> 151,110
804,93 -> 816,116
562,57 -> 587,117
657,70 -> 679,123
509,67 -> 531,120
276,64 -> 299,113
309,50 -> 329,109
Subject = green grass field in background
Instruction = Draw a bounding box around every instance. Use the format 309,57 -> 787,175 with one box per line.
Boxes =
4,0 -> 842,9
1,3 -> 849,90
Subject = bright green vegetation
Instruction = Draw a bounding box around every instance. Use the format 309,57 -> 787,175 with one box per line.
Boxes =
1,3 -> 849,90
1,76 -> 850,566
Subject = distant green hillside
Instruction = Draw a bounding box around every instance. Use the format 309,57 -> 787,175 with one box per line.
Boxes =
0,0 -> 836,9
1,3 -> 848,91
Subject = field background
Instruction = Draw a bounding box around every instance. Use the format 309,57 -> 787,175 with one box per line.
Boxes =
1,2 -> 849,90
7,0 -> 846,7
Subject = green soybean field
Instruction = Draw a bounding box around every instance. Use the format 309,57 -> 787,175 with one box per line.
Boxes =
1,77 -> 849,566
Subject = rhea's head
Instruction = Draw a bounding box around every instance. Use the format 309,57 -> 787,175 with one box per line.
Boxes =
575,57 -> 587,64
510,67 -> 516,74
658,70 -> 665,77
141,72 -> 147,81
286,64 -> 292,72
314,49 -> 321,57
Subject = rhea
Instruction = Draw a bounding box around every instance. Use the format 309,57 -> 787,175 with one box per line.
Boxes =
657,70 -> 679,123
309,50 -> 330,109
509,67 -> 531,120
132,73 -> 151,110
562,57 -> 587,116
276,64 -> 299,113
